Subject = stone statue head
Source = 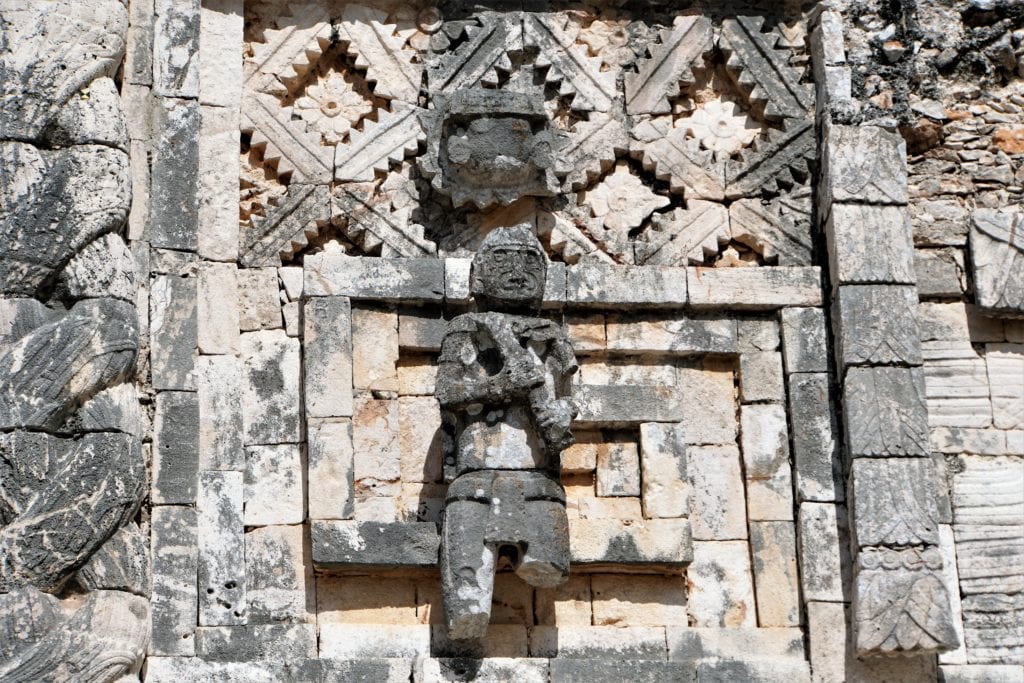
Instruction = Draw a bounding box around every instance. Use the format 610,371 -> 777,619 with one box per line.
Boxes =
470,225 -> 548,311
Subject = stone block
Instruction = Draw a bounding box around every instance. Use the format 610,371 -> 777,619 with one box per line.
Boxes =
970,208 -> 1024,314
197,356 -> 243,471
574,384 -> 683,424
419,658 -> 548,683
198,471 -> 245,626
739,351 -> 785,403
320,624 -> 430,658
750,521 -> 801,627
354,497 -> 400,522
917,302 -> 1006,343
150,97 -> 200,250
397,357 -> 437,396
304,296 -> 353,419
304,254 -> 445,302
639,422 -> 689,518
567,313 -> 606,352
150,274 -> 197,391
244,445 -> 304,526
283,302 -> 300,337
550,659 -> 693,683
939,665 -> 1024,683
444,258 -> 472,304
398,308 -> 446,352
687,541 -> 756,627
688,267 -> 822,309
746,471 -> 795,522
687,445 -> 748,540
150,506 -> 198,655
667,626 -> 805,662
352,305 -> 399,392
399,396 -> 443,483
591,575 -> 687,627
197,104 -> 240,262
780,307 -> 829,374
676,359 -> 738,446
530,626 -> 667,659
985,343 -> 1024,430
125,0 -> 155,86
196,624 -> 316,662
577,495 -> 642,521
307,420 -> 354,520
278,267 -> 303,302
151,248 -> 199,276
153,0 -> 200,98
399,483 -> 446,524
923,341 -> 992,429
353,396 -> 401,483
197,262 -> 239,354
911,199 -> 969,248
695,659 -> 811,683
788,373 -> 841,502
153,391 -> 199,504
318,576 -> 417,625
741,404 -> 794,520
843,366 -> 929,457
569,518 -> 693,567
431,624 -> 529,658
198,0 -> 243,108
579,359 -> 677,387
561,431 -> 600,473
938,525 -> 968,665
851,458 -> 941,548
823,124 -> 907,206
798,503 -> 846,602
144,658 -> 314,682
807,601 -> 848,683
567,262 -> 687,308
596,441 -> 641,497
915,248 -> 966,298
605,315 -> 737,354
311,521 -> 441,571
535,574 -> 593,626
825,204 -> 916,285
237,268 -> 281,331
836,285 -> 923,366
930,427 -> 1009,455
245,525 -> 314,624
241,330 -> 301,445
322,659 -> 413,683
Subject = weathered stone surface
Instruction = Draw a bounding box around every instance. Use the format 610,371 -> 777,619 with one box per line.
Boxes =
969,208 -> 1024,314
419,658 -> 548,683
596,441 -> 641,497
398,396 -> 443,484
750,521 -> 801,627
843,366 -> 929,457
688,541 -> 757,627
245,525 -> 314,624
569,518 -> 692,567
823,124 -> 908,206
788,373 -> 841,502
854,546 -> 959,656
317,575 -> 418,626
638,200 -> 729,267
695,658 -> 811,683
535,574 -> 592,626
198,471 -> 245,626
197,355 -> 244,471
153,391 -> 199,504
150,506 -> 198,655
737,318 -> 780,353
985,344 -> 1024,430
852,458 -> 941,548
806,601 -> 848,683
304,254 -> 445,301
197,261 -> 239,354
592,575 -> 687,626
56,232 -> 136,302
153,0 -> 199,98
836,286 -> 923,366
241,330 -> 301,445
304,296 -> 353,419
567,263 -> 687,308
729,196 -> 813,266
939,665 -> 1024,683
916,248 -> 966,298
687,445 -> 748,540
605,315 -> 737,354
668,626 -> 805,662
307,420 -> 354,520
444,258 -> 472,304
639,422 -> 689,518
398,309 -> 447,352
798,502 -> 846,603
352,305 -> 399,392
150,247 -> 198,276
938,524 -> 969,666
150,97 -> 200,250
150,275 -> 197,391
196,623 -> 316,662
688,267 -> 822,309
780,308 -> 829,374
531,626 -> 668,659
312,520 -> 440,570
676,359 -> 738,445
574,384 -> 683,424
198,0 -> 243,108
551,659 -> 692,683
320,624 -> 430,658
244,444 -> 303,526
826,204 -> 916,285
739,351 -> 785,402
237,268 -> 281,331
923,341 -> 992,429
353,396 -> 400,486
145,658 -> 320,683
323,658 -> 414,683
76,521 -> 150,595
741,404 -> 794,521
198,104 -> 240,262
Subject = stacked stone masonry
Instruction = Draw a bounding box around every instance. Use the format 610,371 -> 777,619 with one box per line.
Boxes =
1,0 -> 1023,682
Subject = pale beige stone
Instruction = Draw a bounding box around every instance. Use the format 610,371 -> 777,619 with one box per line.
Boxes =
398,396 -> 443,483
937,525 -> 968,665
491,573 -> 535,625
197,261 -> 239,354
591,575 -> 686,627
563,473 -> 595,519
397,357 -> 437,396
317,576 -> 418,625
531,625 -> 668,659
238,268 -> 281,330
535,575 -> 592,626
199,0 -> 243,108
244,444 -> 304,526
688,445 -> 747,540
578,358 -> 677,386
924,341 -> 993,429
742,404 -> 795,521
640,422 -> 689,518
245,525 -> 315,624
750,521 -> 801,627
353,397 -> 400,482
561,431 -> 600,472
688,540 -> 756,627
415,580 -> 444,625
352,306 -> 399,392
319,624 -> 430,658
739,351 -> 785,403
806,602 -> 847,683
677,358 -> 738,445
304,297 -> 353,418
399,483 -> 446,524
567,313 -> 606,352
747,471 -> 796,521
353,496 -> 399,522
579,496 -> 643,519
307,420 -> 354,520
241,330 -> 301,445
278,267 -> 303,302
985,343 -> 1024,430
198,104 -> 241,262
688,266 -> 822,308
197,355 -> 243,471
596,441 -> 641,497
282,301 -> 300,337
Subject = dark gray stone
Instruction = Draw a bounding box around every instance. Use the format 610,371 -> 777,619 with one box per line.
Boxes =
914,248 -> 966,299
788,373 -> 842,503
843,366 -> 929,458
851,458 -> 941,548
152,391 -> 199,504
696,658 -> 811,683
149,97 -> 200,251
780,307 -> 829,374
150,505 -> 198,655
150,274 -> 197,391
835,286 -> 923,367
312,521 -> 440,571
823,125 -> 908,207
153,0 -> 200,98
550,659 -> 695,683
242,184 -> 330,268
303,253 -> 446,302
196,624 -> 317,663
399,307 -> 448,352
321,658 -> 413,682
77,522 -> 150,596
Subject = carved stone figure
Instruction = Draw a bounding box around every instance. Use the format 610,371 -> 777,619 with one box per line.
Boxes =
436,225 -> 577,641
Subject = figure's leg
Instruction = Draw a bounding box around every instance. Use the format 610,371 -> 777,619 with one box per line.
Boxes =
441,497 -> 496,640
517,498 -> 570,589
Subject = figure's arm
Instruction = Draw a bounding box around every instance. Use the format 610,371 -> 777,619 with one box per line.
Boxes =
435,330 -> 545,409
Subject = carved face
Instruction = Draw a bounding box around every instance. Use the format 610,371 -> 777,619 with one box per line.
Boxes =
447,117 -> 549,189
471,243 -> 547,308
